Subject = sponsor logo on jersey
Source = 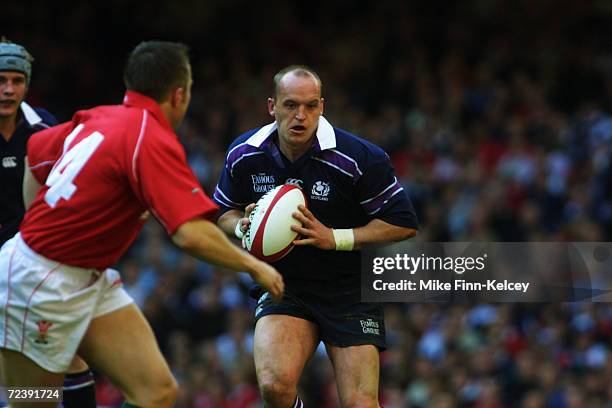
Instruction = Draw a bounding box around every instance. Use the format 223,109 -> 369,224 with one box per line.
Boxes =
360,318 -> 380,335
251,173 -> 276,193
285,178 -> 303,187
311,181 -> 330,201
2,156 -> 17,168
34,320 -> 54,344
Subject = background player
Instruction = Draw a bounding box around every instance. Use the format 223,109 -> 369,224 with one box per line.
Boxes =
0,38 -> 56,245
0,40 -> 283,408
215,66 -> 418,408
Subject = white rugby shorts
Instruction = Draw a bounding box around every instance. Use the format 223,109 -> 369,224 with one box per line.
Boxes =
0,234 -> 133,373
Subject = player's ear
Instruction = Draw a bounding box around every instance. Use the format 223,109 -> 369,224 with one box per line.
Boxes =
173,87 -> 186,107
320,97 -> 324,115
267,98 -> 275,118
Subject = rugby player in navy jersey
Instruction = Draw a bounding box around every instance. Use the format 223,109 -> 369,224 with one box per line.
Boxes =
215,65 -> 418,408
0,38 -> 56,246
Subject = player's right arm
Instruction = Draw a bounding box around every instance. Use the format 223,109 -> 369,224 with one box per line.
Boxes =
217,203 -> 256,239
132,120 -> 283,300
172,217 -> 283,300
217,209 -> 242,235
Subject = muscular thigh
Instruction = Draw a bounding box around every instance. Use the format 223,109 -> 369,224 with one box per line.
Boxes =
325,344 -> 380,406
254,315 -> 319,386
77,304 -> 172,400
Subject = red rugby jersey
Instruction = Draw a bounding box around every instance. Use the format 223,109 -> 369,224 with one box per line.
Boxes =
21,91 -> 218,269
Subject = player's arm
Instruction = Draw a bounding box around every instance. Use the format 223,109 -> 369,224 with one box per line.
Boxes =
132,129 -> 283,300
22,156 -> 42,208
23,122 -> 72,208
217,203 -> 256,239
291,205 -> 417,250
354,218 -> 417,249
292,154 -> 418,250
171,217 -> 284,300
217,209 -> 243,235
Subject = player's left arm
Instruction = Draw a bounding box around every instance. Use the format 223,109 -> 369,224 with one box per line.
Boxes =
22,156 -> 43,208
292,153 -> 418,250
23,120 -> 74,208
291,205 -> 416,250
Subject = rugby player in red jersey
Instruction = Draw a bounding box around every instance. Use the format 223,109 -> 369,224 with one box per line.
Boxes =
0,41 -> 284,408
0,37 -> 97,408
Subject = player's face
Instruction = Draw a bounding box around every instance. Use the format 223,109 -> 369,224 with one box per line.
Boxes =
0,71 -> 27,119
269,72 -> 324,151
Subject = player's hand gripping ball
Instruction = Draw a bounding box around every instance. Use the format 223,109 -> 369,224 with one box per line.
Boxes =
244,184 -> 307,262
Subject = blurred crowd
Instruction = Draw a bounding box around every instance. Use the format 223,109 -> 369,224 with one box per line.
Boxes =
6,0 -> 612,406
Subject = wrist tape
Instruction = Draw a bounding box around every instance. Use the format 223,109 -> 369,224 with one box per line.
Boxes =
235,219 -> 245,239
332,229 -> 354,251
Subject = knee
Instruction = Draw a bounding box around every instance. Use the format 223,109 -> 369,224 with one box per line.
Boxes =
258,375 -> 297,407
150,375 -> 179,408
128,372 -> 178,408
67,355 -> 89,373
343,393 -> 380,408
158,375 -> 179,407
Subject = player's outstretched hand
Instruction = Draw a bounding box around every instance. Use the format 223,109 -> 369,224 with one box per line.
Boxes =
291,205 -> 335,250
250,260 -> 285,302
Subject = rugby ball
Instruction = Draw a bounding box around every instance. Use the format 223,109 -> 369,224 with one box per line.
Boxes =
245,184 -> 307,262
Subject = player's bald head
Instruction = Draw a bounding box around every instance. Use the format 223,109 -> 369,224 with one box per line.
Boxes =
273,65 -> 322,99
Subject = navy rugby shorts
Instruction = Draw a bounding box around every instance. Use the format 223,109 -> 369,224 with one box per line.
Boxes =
250,285 -> 386,350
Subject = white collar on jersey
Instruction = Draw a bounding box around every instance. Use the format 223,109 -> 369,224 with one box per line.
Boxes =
245,116 -> 336,150
20,101 -> 43,126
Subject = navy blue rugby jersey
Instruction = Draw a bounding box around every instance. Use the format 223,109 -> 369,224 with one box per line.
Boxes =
214,116 -> 418,300
0,102 -> 57,245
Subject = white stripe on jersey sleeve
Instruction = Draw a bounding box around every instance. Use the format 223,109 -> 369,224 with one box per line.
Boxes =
366,187 -> 404,215
311,157 -> 354,178
131,110 -> 148,183
214,186 -> 247,208
30,160 -> 55,170
230,151 -> 265,177
329,148 -> 363,176
360,177 -> 400,204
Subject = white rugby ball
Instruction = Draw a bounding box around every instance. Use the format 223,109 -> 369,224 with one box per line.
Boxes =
245,184 -> 307,262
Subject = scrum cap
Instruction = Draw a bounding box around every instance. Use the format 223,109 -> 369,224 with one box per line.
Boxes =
0,37 -> 33,84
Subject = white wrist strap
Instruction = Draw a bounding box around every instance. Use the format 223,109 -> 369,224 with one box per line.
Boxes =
235,219 -> 245,239
332,229 -> 354,251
